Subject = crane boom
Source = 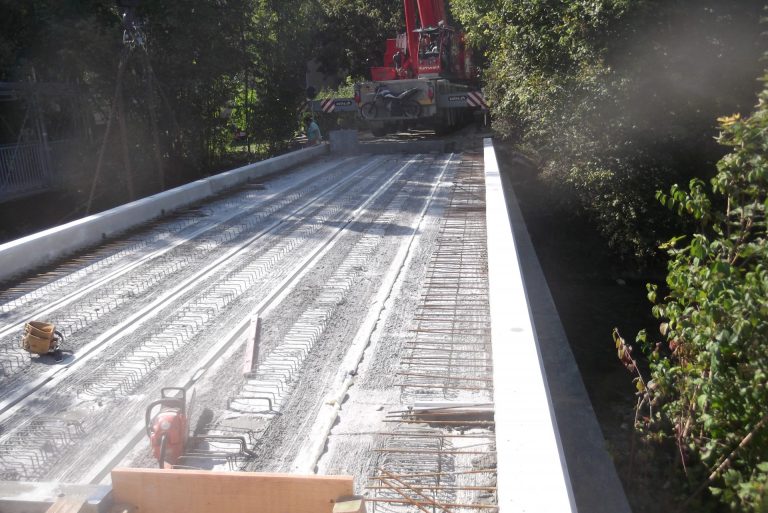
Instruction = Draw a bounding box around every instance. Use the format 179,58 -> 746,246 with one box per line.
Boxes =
403,0 -> 419,75
416,0 -> 446,28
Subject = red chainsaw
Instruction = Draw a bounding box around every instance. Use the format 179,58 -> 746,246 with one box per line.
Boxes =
145,387 -> 188,468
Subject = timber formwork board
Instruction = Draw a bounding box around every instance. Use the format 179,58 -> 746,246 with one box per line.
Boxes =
111,468 -> 354,513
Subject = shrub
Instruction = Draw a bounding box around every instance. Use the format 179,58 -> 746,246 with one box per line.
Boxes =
628,73 -> 768,511
451,0 -> 765,266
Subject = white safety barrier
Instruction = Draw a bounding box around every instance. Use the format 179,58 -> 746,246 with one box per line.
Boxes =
485,138 -> 631,513
484,138 -> 577,512
0,145 -> 328,283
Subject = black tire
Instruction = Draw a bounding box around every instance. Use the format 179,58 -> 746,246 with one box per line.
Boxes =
402,100 -> 421,119
361,102 -> 377,120
158,433 -> 168,469
370,124 -> 387,137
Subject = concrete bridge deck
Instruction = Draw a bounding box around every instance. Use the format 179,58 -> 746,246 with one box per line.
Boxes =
0,135 -> 629,513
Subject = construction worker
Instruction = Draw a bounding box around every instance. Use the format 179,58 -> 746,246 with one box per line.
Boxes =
304,114 -> 322,146
393,50 -> 404,71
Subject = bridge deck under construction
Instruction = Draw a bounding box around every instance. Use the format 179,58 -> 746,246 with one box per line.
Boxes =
0,136 -> 629,513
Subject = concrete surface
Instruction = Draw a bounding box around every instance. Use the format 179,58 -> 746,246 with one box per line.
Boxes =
0,481 -> 111,513
359,140 -> 447,154
0,139 -> 631,513
328,130 -> 359,154
0,144 -> 328,283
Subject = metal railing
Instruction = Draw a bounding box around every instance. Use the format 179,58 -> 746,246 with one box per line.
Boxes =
0,141 -> 52,203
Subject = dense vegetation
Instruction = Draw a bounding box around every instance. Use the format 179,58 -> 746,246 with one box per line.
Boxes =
644,86 -> 768,510
452,0 -> 763,267
0,0 -> 400,209
0,1 -> 320,205
450,0 -> 766,510
614,84 -> 768,511
312,0 -> 401,78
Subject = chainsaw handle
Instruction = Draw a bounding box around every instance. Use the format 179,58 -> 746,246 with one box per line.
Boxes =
53,330 -> 64,351
145,398 -> 183,436
160,387 -> 186,415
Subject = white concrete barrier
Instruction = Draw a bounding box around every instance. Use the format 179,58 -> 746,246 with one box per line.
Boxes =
485,138 -> 631,513
0,144 -> 328,283
484,138 -> 576,512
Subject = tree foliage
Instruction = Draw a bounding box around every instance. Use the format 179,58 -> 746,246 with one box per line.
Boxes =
0,1 -> 119,83
312,0 -> 402,78
450,0 -> 765,265
0,0 -> 316,199
626,77 -> 768,511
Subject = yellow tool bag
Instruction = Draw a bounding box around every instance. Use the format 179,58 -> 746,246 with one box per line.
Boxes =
21,321 -> 61,355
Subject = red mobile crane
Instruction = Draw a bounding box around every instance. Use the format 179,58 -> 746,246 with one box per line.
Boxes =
354,0 -> 480,135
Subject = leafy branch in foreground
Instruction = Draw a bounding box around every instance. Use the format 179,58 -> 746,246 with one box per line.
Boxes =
623,73 -> 768,511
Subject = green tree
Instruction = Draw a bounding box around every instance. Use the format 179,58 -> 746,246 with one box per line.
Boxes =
247,0 -> 316,153
0,0 -> 318,198
138,1 -> 249,171
313,0 -> 402,78
629,76 -> 768,511
450,0 -> 765,265
0,0 -> 119,83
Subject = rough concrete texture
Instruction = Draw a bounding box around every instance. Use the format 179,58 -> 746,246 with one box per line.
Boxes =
0,481 -> 111,513
0,144 -> 328,283
328,130 -> 359,155
0,136 -> 625,513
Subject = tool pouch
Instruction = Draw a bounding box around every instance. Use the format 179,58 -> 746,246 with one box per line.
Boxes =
22,321 -> 58,354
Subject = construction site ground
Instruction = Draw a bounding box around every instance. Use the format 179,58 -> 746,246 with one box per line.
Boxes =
0,137 -> 500,511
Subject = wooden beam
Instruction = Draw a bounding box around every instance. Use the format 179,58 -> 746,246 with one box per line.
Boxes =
45,496 -> 86,513
111,468 -> 354,513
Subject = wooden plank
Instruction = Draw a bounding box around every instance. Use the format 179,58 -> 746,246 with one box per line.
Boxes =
111,468 -> 354,513
45,496 -> 86,513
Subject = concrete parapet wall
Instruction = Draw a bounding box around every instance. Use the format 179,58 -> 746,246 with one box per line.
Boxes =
484,138 -> 575,512
485,138 -> 631,513
328,130 -> 359,155
0,145 -> 328,283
